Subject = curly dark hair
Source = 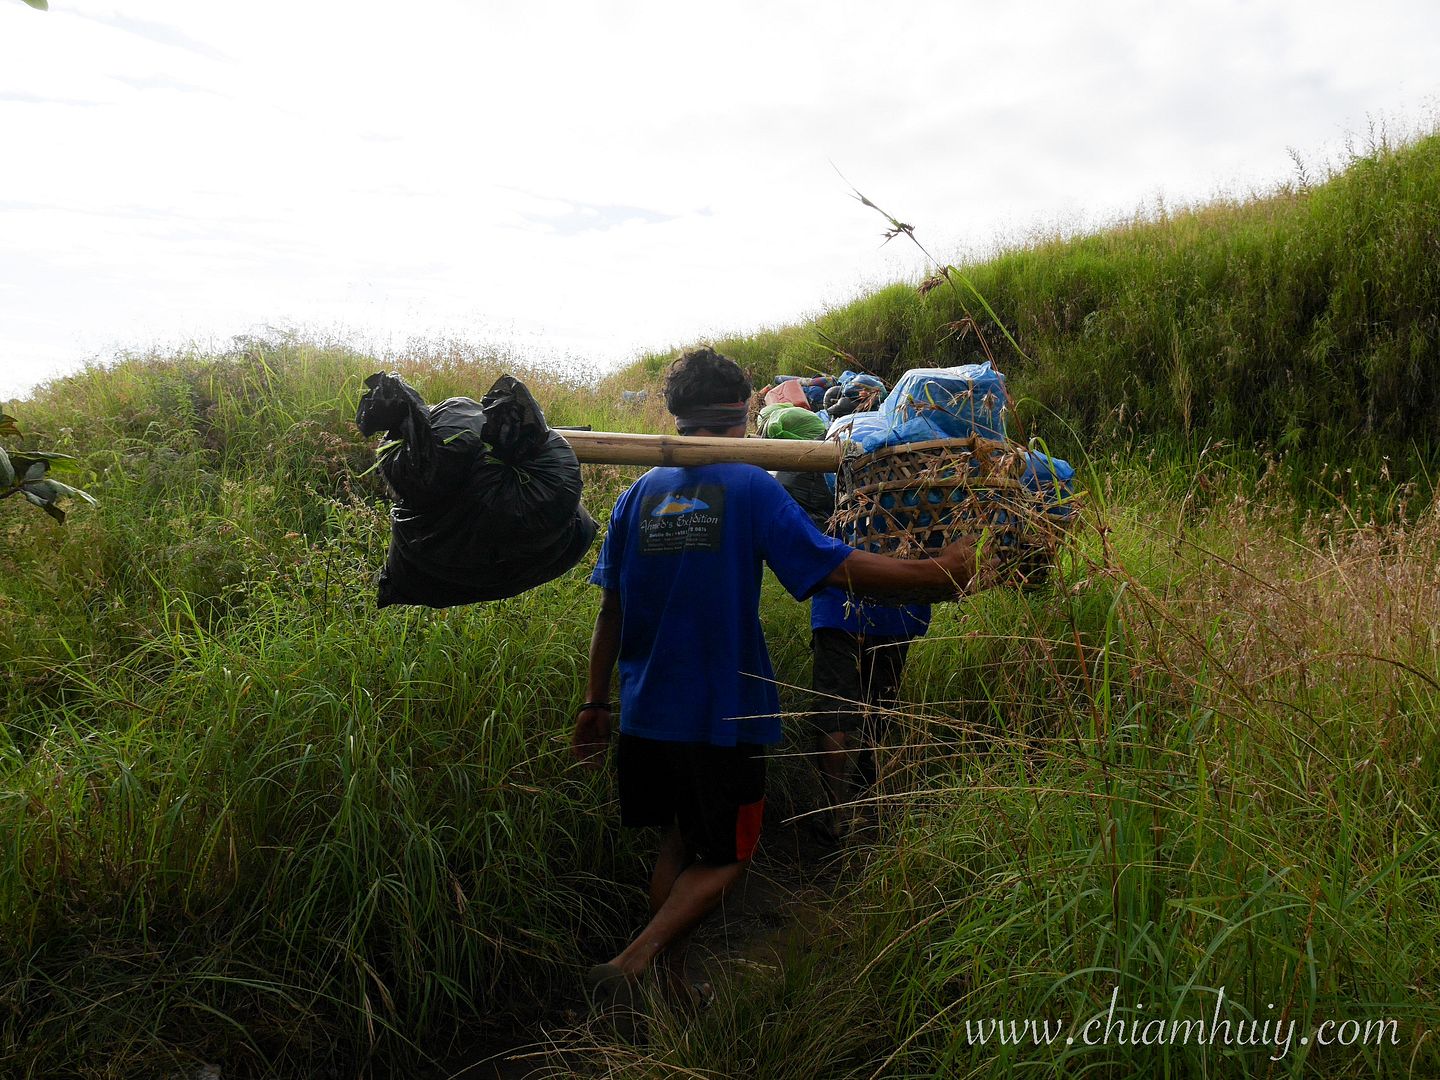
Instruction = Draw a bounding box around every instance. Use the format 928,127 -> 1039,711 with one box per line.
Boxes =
663,346 -> 753,417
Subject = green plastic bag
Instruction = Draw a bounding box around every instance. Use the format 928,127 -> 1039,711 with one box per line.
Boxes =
758,402 -> 827,441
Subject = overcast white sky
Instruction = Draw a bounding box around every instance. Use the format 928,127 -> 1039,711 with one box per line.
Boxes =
2,0 -> 1437,399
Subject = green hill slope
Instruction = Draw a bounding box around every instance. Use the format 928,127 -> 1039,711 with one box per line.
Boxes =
2,136 -> 1438,1078
673,133 -> 1439,474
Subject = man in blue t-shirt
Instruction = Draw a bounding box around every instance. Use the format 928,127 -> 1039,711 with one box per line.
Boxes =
775,455 -> 931,844
807,589 -> 929,841
572,347 -> 981,1012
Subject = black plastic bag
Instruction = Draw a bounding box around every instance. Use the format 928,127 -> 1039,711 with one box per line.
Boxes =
775,469 -> 835,531
358,374 -> 487,511
480,374 -> 550,463
382,495 -> 597,607
355,372 -> 598,607
356,371 -> 430,442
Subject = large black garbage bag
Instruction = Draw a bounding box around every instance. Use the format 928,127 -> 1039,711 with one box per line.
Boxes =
480,374 -> 550,463
357,373 -> 485,510
355,371 -> 598,607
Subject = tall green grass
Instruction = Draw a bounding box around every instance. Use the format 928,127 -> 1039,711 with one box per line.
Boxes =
586,464 -> 1439,1079
5,132 -> 1440,1076
0,341 -> 663,1076
857,473 -> 1440,1077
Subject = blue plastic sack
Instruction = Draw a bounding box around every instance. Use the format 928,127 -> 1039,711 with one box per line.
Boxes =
828,364 -> 1009,453
827,411 -> 893,452
840,371 -> 887,394
835,371 -> 887,413
827,410 -> 966,453
881,362 -> 1007,441
1022,450 -> 1078,518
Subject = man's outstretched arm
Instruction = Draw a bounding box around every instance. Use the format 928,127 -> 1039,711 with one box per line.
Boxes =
572,587 -> 621,767
823,535 -> 983,598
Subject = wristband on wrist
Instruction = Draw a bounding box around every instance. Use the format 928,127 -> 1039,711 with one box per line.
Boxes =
579,701 -> 612,712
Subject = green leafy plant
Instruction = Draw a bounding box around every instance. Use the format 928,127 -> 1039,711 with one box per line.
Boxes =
0,407 -> 95,522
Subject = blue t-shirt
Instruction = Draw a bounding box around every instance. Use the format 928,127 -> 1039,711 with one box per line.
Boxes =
810,587 -> 931,638
591,462 -> 851,746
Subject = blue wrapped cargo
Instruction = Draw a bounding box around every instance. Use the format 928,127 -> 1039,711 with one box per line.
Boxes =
1021,449 -> 1078,519
826,362 -> 1009,452
881,362 -> 1007,442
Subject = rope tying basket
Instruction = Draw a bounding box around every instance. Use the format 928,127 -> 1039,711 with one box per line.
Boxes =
831,435 -> 1078,597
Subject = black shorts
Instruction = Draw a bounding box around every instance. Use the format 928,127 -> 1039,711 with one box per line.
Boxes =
616,735 -> 766,866
808,627 -> 912,739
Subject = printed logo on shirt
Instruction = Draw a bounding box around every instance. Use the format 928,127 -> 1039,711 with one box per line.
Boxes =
650,494 -> 711,517
639,485 -> 726,554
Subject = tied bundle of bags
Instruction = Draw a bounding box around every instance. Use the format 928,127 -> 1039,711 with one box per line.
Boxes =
764,374 -> 834,411
828,361 -> 1007,452
355,372 -> 597,607
764,370 -> 888,419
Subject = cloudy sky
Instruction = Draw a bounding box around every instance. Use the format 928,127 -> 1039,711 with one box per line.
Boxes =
2,0 -> 1437,398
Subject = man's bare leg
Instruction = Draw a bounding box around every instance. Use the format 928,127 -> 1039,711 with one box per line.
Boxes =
652,827 -> 693,991
644,825 -> 699,995
648,825 -> 688,914
816,729 -> 858,836
607,849 -> 748,981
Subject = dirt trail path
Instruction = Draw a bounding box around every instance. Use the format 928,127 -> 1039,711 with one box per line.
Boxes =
445,817 -> 848,1079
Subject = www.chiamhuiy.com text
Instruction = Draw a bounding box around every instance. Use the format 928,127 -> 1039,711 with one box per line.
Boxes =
963,988 -> 1401,1062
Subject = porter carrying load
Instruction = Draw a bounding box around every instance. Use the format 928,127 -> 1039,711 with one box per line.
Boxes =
357,364 -> 1078,606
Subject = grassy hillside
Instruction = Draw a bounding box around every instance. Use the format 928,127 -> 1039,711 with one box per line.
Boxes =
3,132 -> 1439,1076
0,344 -> 666,1075
677,131 -> 1440,488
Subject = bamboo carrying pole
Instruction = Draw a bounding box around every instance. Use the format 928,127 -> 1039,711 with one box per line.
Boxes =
559,430 -> 844,473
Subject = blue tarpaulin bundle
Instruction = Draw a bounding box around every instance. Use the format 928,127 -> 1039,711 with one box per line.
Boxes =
826,362 -> 1009,453
881,362 -> 1007,441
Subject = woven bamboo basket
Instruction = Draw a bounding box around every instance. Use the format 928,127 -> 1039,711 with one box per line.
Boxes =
831,435 -> 1077,596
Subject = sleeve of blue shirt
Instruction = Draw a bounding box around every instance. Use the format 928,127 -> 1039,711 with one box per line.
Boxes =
751,471 -> 851,600
589,486 -> 629,589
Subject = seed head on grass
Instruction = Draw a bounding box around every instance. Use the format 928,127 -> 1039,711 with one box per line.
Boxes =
836,166 -> 1032,366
